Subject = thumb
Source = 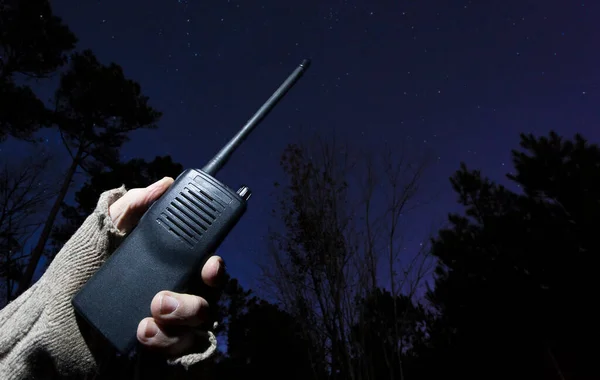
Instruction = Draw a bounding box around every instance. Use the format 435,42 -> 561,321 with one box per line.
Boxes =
109,177 -> 175,233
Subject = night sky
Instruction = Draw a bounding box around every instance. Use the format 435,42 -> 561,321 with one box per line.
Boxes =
2,1 -> 599,294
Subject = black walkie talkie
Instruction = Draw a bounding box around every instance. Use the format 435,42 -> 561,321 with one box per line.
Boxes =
72,59 -> 311,356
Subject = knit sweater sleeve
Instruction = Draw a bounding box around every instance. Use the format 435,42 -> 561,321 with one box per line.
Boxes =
0,186 -> 217,379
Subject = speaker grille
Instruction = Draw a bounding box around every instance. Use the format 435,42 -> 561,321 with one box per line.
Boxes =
157,182 -> 224,247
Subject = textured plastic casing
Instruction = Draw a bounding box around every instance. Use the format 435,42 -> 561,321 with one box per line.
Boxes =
72,168 -> 247,355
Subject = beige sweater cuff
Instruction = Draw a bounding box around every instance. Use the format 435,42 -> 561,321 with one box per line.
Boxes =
0,186 -> 216,379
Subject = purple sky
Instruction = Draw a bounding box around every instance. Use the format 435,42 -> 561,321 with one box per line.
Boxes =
2,0 -> 599,296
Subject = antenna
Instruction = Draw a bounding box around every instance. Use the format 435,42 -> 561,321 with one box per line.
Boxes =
202,59 -> 311,176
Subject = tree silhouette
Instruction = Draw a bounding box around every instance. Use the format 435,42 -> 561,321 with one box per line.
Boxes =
350,288 -> 429,380
0,151 -> 58,304
0,0 -> 77,142
264,135 -> 432,380
16,50 -> 162,297
216,278 -> 323,380
426,131 -> 600,380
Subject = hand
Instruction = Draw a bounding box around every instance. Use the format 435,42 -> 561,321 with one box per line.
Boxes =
109,177 -> 226,357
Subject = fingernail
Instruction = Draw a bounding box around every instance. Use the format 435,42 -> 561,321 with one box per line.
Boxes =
160,295 -> 179,315
144,320 -> 159,338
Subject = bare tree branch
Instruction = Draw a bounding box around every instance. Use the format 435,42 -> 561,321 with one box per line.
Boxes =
0,148 -> 59,305
261,133 -> 435,380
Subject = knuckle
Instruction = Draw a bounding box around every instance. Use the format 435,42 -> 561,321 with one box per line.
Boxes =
181,295 -> 207,318
173,295 -> 207,325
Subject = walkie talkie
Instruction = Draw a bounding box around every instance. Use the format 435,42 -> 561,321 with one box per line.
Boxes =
72,59 -> 311,356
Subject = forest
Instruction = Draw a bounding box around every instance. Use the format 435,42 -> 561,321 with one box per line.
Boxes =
1,1 -> 598,379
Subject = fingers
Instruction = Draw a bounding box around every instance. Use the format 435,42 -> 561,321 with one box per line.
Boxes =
109,177 -> 174,233
137,317 -> 196,357
142,177 -> 175,209
150,291 -> 209,326
135,254 -> 227,357
201,255 -> 226,288
139,290 -> 212,356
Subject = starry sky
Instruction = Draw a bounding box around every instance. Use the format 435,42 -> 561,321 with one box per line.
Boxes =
3,0 -> 600,294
